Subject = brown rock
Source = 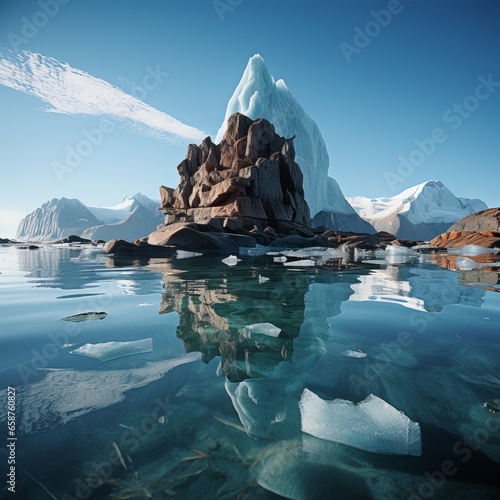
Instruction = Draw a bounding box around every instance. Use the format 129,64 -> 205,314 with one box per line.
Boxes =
430,231 -> 500,248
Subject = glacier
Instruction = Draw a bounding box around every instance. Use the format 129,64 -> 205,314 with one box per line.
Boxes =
348,180 -> 487,241
216,54 -> 375,234
16,193 -> 163,242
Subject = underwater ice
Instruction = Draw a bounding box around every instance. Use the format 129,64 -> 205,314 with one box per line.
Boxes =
341,350 -> 367,358
70,338 -> 153,361
299,389 -> 422,456
243,322 -> 281,337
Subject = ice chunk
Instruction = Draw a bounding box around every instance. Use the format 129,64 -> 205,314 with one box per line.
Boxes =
62,311 -> 107,322
299,389 -> 422,456
70,338 -> 153,361
273,256 -> 287,263
284,259 -> 315,267
243,323 -> 281,337
222,255 -> 240,266
449,245 -> 497,256
176,250 -> 203,259
258,275 -> 270,284
455,257 -> 479,271
341,350 -> 367,359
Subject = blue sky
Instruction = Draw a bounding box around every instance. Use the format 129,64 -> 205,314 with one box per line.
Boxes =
0,0 -> 499,237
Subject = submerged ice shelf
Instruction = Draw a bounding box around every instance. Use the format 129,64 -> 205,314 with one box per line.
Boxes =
299,389 -> 422,456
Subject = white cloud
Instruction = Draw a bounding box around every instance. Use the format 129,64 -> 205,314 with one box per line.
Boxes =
0,49 -> 207,142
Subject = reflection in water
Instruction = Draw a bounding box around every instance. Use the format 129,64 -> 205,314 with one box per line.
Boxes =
3,246 -> 500,499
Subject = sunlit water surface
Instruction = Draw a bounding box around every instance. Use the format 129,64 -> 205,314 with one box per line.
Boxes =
0,245 -> 499,499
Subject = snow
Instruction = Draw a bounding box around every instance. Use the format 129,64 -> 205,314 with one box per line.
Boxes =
16,193 -> 162,242
347,180 -> 487,239
299,389 -> 422,456
216,54 -> 373,232
70,338 -> 154,361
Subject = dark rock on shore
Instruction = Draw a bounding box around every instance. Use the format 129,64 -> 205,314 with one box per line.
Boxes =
104,239 -> 177,257
54,235 -> 94,244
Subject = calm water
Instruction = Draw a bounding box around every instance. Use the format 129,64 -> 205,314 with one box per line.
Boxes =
0,244 -> 499,499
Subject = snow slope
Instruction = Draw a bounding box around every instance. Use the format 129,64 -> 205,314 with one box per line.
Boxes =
347,181 -> 487,240
216,54 -> 375,233
16,193 -> 163,242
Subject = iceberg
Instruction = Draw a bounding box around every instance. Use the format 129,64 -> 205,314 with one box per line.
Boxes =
216,54 -> 375,233
299,389 -> 422,456
70,338 -> 153,361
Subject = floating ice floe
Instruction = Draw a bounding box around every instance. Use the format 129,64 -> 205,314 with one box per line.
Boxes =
284,259 -> 315,267
222,255 -> 240,266
176,250 -> 203,259
61,311 -> 107,322
455,257 -> 479,271
273,256 -> 287,263
341,350 -> 367,359
243,322 -> 281,337
258,275 -> 270,284
137,303 -> 154,307
449,245 -> 498,256
70,338 -> 153,361
299,389 -> 422,456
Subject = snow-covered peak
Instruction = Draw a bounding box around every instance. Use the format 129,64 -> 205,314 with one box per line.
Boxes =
347,181 -> 487,240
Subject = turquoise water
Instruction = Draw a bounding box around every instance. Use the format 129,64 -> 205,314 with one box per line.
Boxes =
0,244 -> 499,499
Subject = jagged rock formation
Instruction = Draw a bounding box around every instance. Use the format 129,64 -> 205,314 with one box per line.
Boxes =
161,112 -> 310,227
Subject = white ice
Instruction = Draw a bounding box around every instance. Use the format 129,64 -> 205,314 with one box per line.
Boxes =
341,350 -> 367,358
449,245 -> 498,256
299,389 -> 422,456
70,338 -> 153,361
284,259 -> 315,267
222,255 -> 240,266
243,323 -> 281,337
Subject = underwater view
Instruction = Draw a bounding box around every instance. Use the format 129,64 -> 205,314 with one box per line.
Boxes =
1,244 -> 499,499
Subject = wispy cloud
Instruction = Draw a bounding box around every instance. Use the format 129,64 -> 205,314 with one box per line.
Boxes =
0,49 -> 207,142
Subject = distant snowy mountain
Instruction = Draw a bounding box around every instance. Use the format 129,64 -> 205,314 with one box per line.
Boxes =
216,54 -> 375,234
347,181 -> 487,241
16,193 -> 163,242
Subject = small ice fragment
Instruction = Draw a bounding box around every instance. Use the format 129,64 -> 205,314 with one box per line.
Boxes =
62,311 -> 107,322
222,255 -> 240,266
70,338 -> 153,361
449,245 -> 496,256
455,257 -> 478,271
258,275 -> 270,284
299,389 -> 422,456
137,303 -> 154,307
273,256 -> 287,263
342,350 -> 367,358
283,259 -> 315,267
176,250 -> 203,259
243,323 -> 281,337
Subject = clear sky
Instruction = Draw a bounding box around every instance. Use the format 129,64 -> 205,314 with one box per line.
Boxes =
0,0 -> 499,237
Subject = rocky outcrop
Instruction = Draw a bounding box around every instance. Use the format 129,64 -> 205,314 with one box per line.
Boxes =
430,231 -> 500,249
430,208 -> 500,248
448,208 -> 500,232
161,113 -> 310,228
